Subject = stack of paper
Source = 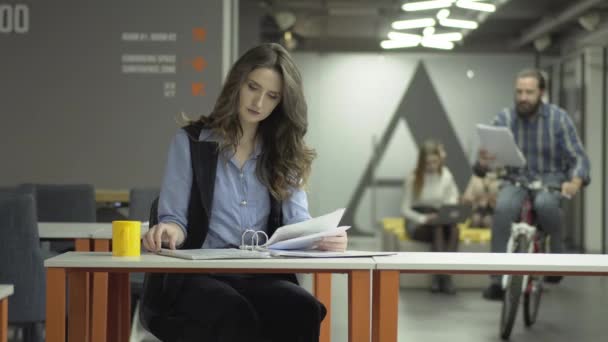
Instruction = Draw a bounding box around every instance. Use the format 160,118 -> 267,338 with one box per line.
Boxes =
476,124 -> 526,168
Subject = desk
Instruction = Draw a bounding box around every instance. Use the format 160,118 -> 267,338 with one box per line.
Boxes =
371,252 -> 608,342
38,222 -> 112,251
85,226 -> 335,342
38,222 -> 149,342
95,189 -> 129,205
45,252 -> 373,342
0,285 -> 14,342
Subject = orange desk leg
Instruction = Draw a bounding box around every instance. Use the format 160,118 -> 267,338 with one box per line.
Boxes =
68,270 -> 90,342
314,273 -> 332,342
91,239 -> 110,342
0,298 -> 7,342
372,270 -> 399,342
46,268 -> 66,342
75,238 -> 91,252
74,237 -> 92,340
107,273 -> 131,342
348,270 -> 371,342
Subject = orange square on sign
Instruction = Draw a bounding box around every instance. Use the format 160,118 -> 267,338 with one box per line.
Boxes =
192,83 -> 206,96
192,57 -> 208,72
193,28 -> 207,42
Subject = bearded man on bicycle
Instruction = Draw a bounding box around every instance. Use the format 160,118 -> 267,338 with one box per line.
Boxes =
474,69 -> 591,300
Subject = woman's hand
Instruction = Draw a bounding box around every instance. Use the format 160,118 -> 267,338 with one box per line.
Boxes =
142,222 -> 185,252
316,230 -> 348,252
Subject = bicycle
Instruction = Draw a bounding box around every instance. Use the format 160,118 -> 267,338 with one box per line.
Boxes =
498,175 -> 565,340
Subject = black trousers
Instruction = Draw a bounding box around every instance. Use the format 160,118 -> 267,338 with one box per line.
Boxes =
164,274 -> 326,342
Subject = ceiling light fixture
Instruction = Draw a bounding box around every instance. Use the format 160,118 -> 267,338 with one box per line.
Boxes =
421,37 -> 455,50
423,27 -> 436,36
428,32 -> 463,41
380,39 -> 421,49
436,9 -> 451,19
455,0 -> 496,12
387,32 -> 423,42
439,18 -> 478,29
402,0 -> 455,12
391,18 -> 436,29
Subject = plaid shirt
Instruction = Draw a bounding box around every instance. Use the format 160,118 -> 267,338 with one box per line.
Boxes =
493,103 -> 590,184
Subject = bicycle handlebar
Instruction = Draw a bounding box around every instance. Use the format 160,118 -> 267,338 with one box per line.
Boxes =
498,174 -> 570,199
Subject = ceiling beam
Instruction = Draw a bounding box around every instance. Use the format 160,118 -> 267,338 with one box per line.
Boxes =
510,0 -> 608,49
557,17 -> 608,54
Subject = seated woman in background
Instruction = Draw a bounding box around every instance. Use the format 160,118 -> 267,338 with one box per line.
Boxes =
401,140 -> 460,294
462,172 -> 498,228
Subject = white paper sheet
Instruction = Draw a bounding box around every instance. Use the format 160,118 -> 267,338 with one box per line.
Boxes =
269,250 -> 397,258
267,226 -> 350,250
476,124 -> 527,168
264,208 -> 346,246
158,248 -> 271,260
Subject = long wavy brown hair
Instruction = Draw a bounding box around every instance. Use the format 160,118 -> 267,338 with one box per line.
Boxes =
413,140 -> 444,199
187,43 -> 316,200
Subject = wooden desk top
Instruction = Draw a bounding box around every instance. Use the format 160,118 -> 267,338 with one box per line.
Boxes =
44,252 -> 377,271
0,285 -> 14,300
373,252 -> 608,274
95,189 -> 129,203
38,222 -> 111,239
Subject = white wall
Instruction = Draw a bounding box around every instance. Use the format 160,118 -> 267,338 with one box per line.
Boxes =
295,52 -> 535,232
583,47 -> 605,253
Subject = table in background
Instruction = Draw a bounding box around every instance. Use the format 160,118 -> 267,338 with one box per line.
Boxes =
0,285 -> 14,342
94,189 -> 129,206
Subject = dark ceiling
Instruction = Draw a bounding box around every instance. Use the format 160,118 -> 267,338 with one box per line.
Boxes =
252,0 -> 608,53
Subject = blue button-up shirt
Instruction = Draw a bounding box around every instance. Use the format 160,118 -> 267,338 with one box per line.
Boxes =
493,103 -> 590,183
158,128 -> 312,248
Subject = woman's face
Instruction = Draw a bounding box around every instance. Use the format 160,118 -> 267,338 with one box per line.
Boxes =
238,67 -> 282,127
425,153 -> 441,173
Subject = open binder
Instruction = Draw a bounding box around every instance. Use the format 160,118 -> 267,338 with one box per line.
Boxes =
157,208 -> 396,259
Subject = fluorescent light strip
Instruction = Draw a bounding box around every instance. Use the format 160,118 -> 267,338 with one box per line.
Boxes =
455,0 -> 496,12
421,37 -> 455,50
402,0 -> 455,12
439,18 -> 479,29
380,39 -> 420,49
436,9 -> 451,19
391,18 -> 436,29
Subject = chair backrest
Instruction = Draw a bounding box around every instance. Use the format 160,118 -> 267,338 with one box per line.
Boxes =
128,188 -> 160,221
0,192 -> 45,323
18,183 -> 96,222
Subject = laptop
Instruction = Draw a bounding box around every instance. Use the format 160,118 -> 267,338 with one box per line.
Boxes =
430,204 -> 472,225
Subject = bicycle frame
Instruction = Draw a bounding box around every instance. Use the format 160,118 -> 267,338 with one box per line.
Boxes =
502,179 -> 547,290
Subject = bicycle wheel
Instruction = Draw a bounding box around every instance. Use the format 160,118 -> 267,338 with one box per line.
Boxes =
500,234 -> 527,340
523,275 -> 543,326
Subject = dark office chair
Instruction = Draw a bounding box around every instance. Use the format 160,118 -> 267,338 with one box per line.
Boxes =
18,183 -> 96,253
128,188 -> 160,222
0,192 -> 45,342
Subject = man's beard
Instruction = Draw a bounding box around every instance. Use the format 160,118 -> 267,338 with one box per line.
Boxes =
516,99 -> 541,117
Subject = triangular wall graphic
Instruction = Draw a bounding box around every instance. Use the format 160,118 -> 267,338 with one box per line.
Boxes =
341,62 -> 471,235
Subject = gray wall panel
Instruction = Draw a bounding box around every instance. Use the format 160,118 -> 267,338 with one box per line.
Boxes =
0,0 -> 224,188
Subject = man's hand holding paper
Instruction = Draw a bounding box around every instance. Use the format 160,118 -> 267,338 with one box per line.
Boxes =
476,124 -> 526,168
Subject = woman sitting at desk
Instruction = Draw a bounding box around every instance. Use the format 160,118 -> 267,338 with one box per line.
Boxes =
401,140 -> 460,294
141,43 -> 347,342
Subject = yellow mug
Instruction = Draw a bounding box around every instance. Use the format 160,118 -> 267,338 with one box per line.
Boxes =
112,220 -> 141,257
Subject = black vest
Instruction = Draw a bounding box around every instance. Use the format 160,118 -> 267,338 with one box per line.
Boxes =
139,124 -> 293,337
